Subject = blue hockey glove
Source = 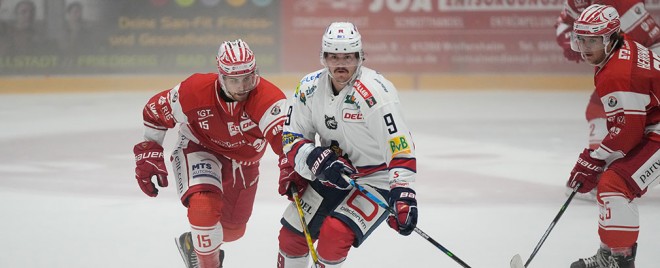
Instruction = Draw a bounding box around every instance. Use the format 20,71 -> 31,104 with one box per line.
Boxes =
306,147 -> 355,190
387,187 -> 418,236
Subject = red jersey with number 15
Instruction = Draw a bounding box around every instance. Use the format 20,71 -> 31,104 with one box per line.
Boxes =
141,73 -> 287,162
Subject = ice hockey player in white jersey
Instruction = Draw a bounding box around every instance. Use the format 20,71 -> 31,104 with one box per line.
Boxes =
275,22 -> 418,267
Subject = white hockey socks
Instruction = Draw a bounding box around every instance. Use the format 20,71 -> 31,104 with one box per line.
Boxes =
191,222 -> 224,268
597,192 -> 639,248
318,257 -> 345,268
277,250 -> 309,268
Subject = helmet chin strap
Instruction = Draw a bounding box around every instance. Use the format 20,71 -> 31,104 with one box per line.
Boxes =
588,38 -> 619,67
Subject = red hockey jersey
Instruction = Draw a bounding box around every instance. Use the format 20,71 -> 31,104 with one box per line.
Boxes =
141,73 -> 287,162
592,37 -> 660,162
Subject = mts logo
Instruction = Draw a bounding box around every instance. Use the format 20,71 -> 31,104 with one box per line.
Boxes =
192,163 -> 212,170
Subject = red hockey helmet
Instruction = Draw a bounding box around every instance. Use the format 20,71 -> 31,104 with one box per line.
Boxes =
216,39 -> 257,76
570,4 -> 620,52
215,39 -> 260,100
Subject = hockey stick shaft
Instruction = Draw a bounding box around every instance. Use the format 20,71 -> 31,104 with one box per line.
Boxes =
521,184 -> 580,267
341,174 -> 472,268
290,185 -> 320,267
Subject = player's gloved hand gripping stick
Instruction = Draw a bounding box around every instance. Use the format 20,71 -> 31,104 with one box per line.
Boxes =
341,174 -> 472,268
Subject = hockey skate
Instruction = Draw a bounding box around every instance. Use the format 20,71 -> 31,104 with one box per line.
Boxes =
175,232 -> 224,268
570,244 -> 636,268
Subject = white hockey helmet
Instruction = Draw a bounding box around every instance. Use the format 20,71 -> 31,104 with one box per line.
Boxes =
321,22 -> 363,54
216,39 -> 260,97
320,22 -> 364,65
570,4 -> 621,54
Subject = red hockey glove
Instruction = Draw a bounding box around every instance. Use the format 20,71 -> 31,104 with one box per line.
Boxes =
306,147 -> 355,190
387,187 -> 418,236
133,141 -> 168,197
556,28 -> 583,63
567,149 -> 605,193
278,155 -> 307,201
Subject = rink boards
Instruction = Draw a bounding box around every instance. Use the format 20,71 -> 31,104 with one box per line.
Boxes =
0,74 -> 593,93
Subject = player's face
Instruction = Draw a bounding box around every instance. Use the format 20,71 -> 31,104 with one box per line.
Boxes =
222,72 -> 257,101
325,52 -> 359,84
574,35 -> 607,65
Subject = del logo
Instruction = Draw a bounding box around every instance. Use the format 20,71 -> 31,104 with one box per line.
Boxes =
389,136 -> 411,156
241,119 -> 257,132
343,109 -> 363,122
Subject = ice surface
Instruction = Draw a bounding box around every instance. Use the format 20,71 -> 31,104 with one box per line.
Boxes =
1,90 -> 658,267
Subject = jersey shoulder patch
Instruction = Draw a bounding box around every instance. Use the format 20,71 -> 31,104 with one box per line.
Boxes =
352,68 -> 398,109
294,69 -> 324,104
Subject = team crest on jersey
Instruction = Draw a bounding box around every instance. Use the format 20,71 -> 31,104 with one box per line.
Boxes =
271,105 -> 281,115
354,80 -> 377,108
325,115 -> 338,129
158,96 -> 167,105
342,108 -> 364,122
389,136 -> 411,156
608,96 -> 618,107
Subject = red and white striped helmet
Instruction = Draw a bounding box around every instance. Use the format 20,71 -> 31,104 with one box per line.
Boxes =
573,4 -> 620,37
570,4 -> 621,54
216,39 -> 256,76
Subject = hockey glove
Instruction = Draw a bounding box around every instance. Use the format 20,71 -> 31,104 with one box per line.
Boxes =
556,28 -> 583,63
278,155 -> 307,201
133,141 -> 168,197
387,187 -> 418,236
306,147 -> 355,190
567,148 -> 605,193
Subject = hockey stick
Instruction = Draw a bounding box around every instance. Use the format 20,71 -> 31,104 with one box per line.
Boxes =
341,174 -> 472,268
509,183 -> 581,268
290,184 -> 321,268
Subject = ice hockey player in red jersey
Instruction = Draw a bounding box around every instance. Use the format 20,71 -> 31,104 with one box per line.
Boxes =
555,0 -> 660,200
275,22 -> 418,267
132,39 -> 291,268
566,4 -> 660,268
